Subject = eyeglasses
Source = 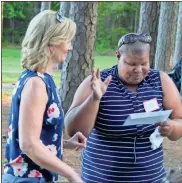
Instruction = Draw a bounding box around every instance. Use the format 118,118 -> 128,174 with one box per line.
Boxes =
118,33 -> 152,49
56,12 -> 64,23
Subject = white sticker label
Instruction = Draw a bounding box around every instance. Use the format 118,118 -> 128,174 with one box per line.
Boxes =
143,98 -> 159,113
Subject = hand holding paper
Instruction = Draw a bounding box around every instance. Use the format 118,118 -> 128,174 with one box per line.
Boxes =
155,119 -> 175,137
123,110 -> 172,126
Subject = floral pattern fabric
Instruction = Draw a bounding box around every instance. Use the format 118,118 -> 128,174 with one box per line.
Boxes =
4,69 -> 64,182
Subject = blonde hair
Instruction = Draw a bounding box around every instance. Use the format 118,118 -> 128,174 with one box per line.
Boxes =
21,10 -> 76,72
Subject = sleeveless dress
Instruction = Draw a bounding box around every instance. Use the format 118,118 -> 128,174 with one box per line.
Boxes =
3,69 -> 64,182
81,65 -> 166,183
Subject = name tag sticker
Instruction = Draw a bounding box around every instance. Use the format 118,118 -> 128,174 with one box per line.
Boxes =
143,98 -> 159,113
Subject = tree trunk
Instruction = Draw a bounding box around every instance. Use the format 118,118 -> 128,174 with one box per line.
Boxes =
60,2 -> 70,17
134,2 -> 140,33
40,2 -> 51,12
155,2 -> 178,72
59,2 -> 98,113
174,2 -> 182,66
57,2 -> 71,70
34,2 -> 41,15
10,18 -> 15,44
2,2 -> 4,34
138,2 -> 160,68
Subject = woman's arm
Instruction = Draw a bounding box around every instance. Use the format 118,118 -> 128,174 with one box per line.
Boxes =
64,75 -> 100,137
64,69 -> 112,137
157,71 -> 182,141
19,77 -> 82,183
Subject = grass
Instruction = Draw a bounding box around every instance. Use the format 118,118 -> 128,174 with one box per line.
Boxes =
2,48 -> 116,86
94,55 -> 116,69
2,73 -> 22,84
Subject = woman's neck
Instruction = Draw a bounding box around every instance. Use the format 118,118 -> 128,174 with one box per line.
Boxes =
45,63 -> 54,74
44,61 -> 58,74
36,63 -> 57,75
117,71 -> 138,92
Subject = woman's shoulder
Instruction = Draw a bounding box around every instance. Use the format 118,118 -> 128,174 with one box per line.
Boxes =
147,68 -> 161,79
145,68 -> 162,87
100,65 -> 117,80
148,68 -> 160,74
14,69 -> 55,98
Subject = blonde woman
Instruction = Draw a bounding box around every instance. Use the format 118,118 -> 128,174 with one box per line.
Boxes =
3,10 -> 85,183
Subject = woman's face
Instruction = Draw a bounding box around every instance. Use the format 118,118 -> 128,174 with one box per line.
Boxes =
51,42 -> 72,63
117,51 -> 150,85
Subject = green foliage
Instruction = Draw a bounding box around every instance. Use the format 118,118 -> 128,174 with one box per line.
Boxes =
2,2 -> 140,51
3,2 -> 34,45
4,2 -> 33,19
96,2 -> 139,50
2,2 -> 60,46
51,2 -> 60,11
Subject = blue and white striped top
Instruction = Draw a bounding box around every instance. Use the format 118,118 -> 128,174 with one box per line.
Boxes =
81,65 -> 166,183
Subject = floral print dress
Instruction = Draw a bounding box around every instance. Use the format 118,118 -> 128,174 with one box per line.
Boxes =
4,69 -> 64,182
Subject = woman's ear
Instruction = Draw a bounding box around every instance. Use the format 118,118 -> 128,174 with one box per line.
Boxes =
47,46 -> 55,58
116,51 -> 120,61
48,45 -> 53,53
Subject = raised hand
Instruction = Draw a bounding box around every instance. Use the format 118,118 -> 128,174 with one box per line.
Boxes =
91,68 -> 112,101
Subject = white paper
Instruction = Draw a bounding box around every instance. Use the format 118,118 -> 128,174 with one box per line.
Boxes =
149,127 -> 164,150
123,110 -> 173,126
143,98 -> 159,112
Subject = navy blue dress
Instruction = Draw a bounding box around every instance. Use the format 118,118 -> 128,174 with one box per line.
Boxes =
3,69 -> 64,182
81,65 -> 166,183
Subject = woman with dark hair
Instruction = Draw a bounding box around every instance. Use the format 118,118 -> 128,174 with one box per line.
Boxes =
65,33 -> 182,183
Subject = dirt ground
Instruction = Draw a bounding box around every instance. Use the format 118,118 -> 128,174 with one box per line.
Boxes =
2,90 -> 182,182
